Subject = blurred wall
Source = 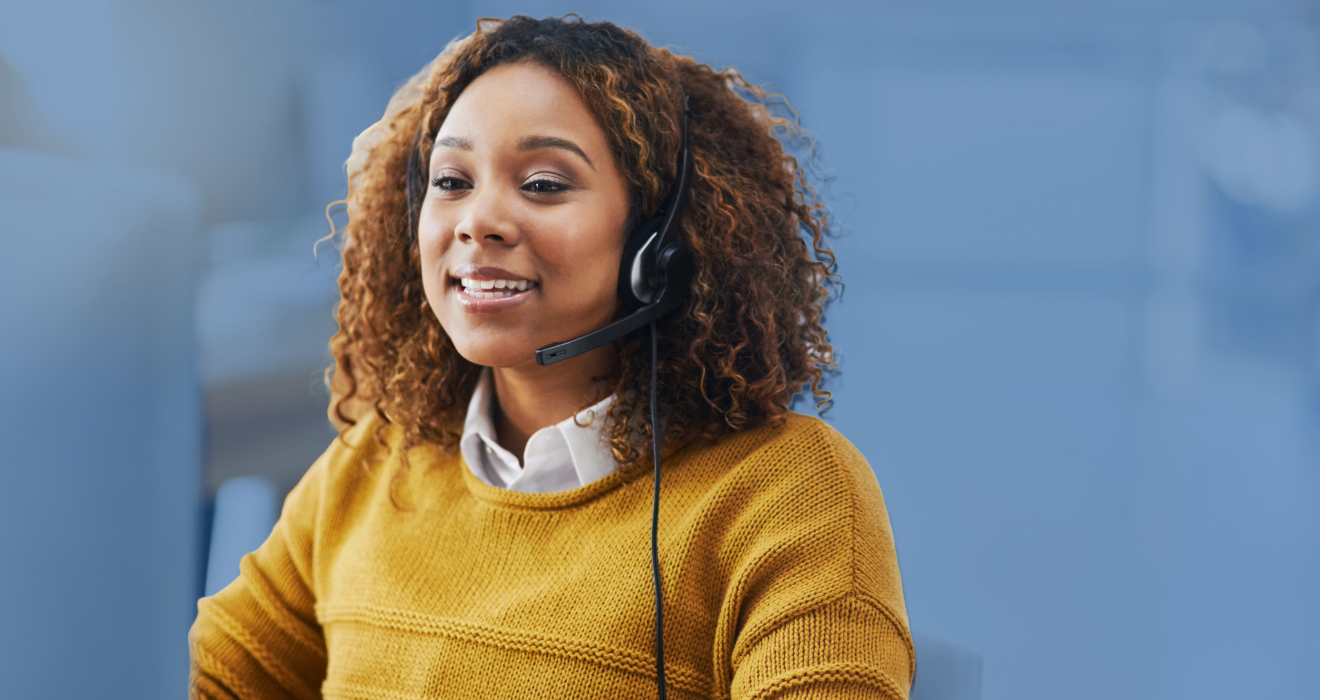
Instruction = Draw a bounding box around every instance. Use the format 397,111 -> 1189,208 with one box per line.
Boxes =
0,148 -> 204,697
2,0 -> 1318,698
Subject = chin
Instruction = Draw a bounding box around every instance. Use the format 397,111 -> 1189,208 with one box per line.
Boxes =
450,337 -> 538,369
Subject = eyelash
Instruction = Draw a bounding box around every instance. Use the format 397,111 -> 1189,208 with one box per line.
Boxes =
428,175 -> 572,194
430,175 -> 469,191
524,178 -> 571,194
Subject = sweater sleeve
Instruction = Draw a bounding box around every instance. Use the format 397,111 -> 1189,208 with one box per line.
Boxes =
729,593 -> 913,700
726,419 -> 915,700
189,448 -> 330,700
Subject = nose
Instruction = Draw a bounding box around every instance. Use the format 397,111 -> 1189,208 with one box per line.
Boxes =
453,186 -> 521,247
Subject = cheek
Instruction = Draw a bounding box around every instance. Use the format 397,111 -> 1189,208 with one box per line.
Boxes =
417,203 -> 444,263
417,211 -> 454,312
551,220 -> 626,301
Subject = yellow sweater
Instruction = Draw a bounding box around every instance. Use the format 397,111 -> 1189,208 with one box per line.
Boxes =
189,412 -> 914,699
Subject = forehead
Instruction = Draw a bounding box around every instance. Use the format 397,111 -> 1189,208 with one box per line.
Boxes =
437,62 -> 604,148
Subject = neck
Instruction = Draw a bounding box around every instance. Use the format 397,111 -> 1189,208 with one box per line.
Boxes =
491,345 -> 616,460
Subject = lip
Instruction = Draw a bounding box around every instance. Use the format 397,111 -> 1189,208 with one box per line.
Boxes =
450,264 -> 538,313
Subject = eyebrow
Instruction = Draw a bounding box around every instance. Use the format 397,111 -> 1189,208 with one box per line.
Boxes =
517,135 -> 594,169
432,134 -> 595,170
433,136 -> 472,150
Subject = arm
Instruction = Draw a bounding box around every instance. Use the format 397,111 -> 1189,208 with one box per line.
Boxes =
189,451 -> 330,700
730,593 -> 913,700
727,421 -> 915,700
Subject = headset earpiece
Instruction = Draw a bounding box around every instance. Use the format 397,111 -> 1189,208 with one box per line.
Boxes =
619,217 -> 663,307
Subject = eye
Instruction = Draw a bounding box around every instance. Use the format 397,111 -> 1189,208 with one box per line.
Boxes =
523,177 -> 572,194
430,175 -> 471,191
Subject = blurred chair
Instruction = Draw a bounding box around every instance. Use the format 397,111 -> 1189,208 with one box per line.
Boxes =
911,632 -> 984,700
205,476 -> 279,596
0,145 -> 204,699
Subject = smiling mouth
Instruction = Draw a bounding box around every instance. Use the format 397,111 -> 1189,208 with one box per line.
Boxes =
455,275 -> 539,300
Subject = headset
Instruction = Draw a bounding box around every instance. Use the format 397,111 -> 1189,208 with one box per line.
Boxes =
535,101 -> 693,700
406,100 -> 695,700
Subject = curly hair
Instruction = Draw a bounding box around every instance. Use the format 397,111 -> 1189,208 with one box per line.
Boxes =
327,14 -> 839,478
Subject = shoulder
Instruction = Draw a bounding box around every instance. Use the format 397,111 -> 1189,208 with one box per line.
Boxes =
769,411 -> 870,476
321,411 -> 400,471
292,412 -> 452,514
757,412 -> 886,524
677,411 -> 909,624
767,414 -> 904,601
769,412 -> 893,533
691,411 -> 879,506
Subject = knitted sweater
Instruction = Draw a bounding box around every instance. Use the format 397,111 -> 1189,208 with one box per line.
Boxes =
189,412 -> 914,700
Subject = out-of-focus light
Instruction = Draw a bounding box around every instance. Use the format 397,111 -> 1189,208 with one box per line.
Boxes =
1205,104 -> 1317,213
204,477 -> 278,598
1203,20 -> 1270,75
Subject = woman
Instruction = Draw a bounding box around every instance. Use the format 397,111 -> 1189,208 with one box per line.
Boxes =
190,15 -> 913,700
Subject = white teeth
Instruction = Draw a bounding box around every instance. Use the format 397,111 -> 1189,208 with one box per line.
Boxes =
457,277 -> 537,295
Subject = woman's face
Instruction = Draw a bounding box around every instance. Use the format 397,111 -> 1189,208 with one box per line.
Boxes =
418,61 -> 632,370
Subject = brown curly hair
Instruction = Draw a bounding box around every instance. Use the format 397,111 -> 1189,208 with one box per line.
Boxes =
327,14 -> 839,476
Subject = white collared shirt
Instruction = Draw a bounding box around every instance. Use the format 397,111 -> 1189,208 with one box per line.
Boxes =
459,368 -> 617,493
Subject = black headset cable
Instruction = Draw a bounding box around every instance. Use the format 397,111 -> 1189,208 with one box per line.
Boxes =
650,319 -> 666,700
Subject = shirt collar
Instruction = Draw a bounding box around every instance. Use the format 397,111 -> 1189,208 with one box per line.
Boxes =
459,367 -> 615,493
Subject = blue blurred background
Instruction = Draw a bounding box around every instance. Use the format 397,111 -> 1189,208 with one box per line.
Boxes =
3,0 -> 1319,698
